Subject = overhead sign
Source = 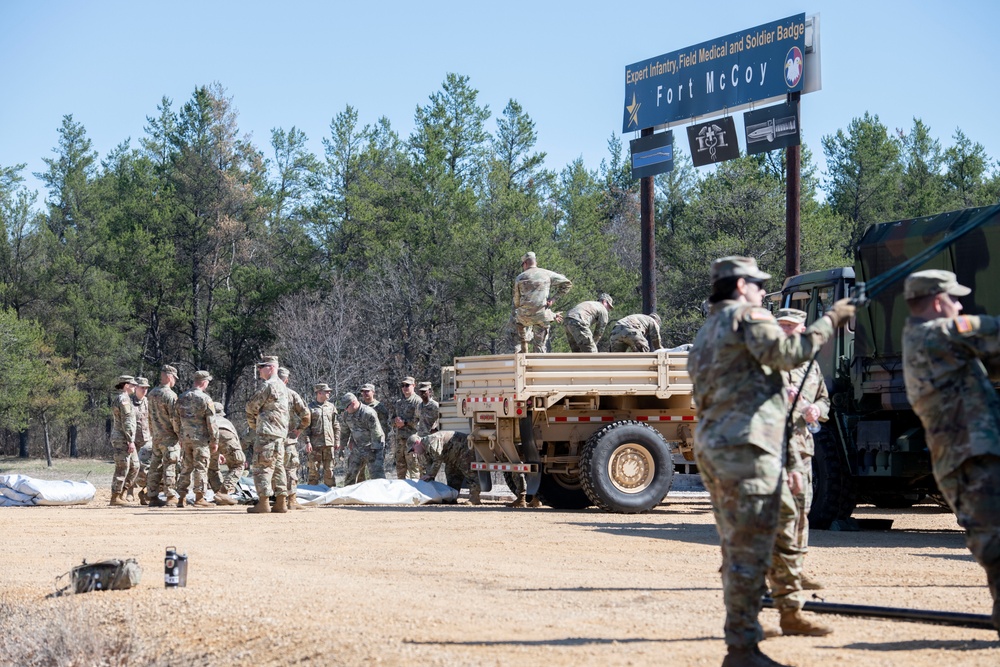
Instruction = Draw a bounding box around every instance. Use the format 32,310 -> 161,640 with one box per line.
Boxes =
630,131 -> 674,180
687,117 -> 739,167
623,13 -> 808,132
744,99 -> 800,155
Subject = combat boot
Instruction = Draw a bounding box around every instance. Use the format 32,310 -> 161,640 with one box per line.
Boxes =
148,494 -> 166,507
272,494 -> 288,513
528,496 -> 542,508
287,493 -> 303,510
779,609 -> 833,637
507,492 -> 527,508
800,573 -> 824,590
468,489 -> 482,505
213,492 -> 237,506
162,495 -> 179,508
126,488 -> 135,502
721,645 -> 790,667
176,495 -> 186,508
138,489 -> 148,506
192,492 -> 212,508
247,496 -> 270,514
109,492 -> 127,507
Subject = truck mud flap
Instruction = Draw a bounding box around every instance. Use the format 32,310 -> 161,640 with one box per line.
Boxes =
477,470 -> 493,493
520,416 -> 542,495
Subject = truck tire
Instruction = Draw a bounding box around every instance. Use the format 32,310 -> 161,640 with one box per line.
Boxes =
809,428 -> 857,529
580,421 -> 674,514
537,472 -> 593,510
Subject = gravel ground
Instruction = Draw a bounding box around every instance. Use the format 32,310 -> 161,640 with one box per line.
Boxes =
1,463 -> 997,666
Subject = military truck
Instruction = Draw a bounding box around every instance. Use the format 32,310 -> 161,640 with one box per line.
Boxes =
778,204 -> 1000,528
449,350 -> 696,513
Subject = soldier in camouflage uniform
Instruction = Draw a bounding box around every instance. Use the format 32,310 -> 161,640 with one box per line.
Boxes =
246,356 -> 290,514
688,256 -> 854,667
172,370 -> 219,508
305,383 -> 341,486
564,293 -> 614,353
355,383 -> 390,485
416,382 -> 439,436
146,365 -> 181,508
109,375 -> 138,506
342,392 -> 386,483
278,367 -> 311,510
765,309 -> 832,636
513,251 -> 572,353
393,376 -> 422,480
130,376 -> 153,503
902,269 -> 1000,638
609,313 -> 663,352
408,431 -> 481,504
208,401 -> 245,506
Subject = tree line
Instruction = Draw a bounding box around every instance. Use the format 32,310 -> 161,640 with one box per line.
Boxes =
2,76 -> 997,458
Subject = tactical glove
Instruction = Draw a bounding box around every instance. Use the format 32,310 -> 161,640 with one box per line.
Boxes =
826,298 -> 856,328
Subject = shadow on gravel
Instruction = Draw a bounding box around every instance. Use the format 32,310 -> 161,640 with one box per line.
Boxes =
563,521 -> 721,546
510,586 -> 719,593
405,636 -> 718,647
840,639 -> 999,652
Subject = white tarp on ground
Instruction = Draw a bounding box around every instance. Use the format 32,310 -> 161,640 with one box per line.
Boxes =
0,474 -> 96,507
298,479 -> 459,506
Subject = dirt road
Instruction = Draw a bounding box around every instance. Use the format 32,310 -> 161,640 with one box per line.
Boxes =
1,482 -> 998,666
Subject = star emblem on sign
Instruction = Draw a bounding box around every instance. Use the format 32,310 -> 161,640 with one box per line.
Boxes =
626,93 -> 641,128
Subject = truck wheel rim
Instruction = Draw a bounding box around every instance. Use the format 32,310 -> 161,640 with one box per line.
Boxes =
607,443 -> 654,494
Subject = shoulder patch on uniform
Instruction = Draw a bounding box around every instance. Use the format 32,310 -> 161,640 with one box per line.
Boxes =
955,315 -> 973,334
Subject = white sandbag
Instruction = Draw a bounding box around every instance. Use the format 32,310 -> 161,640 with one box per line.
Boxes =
301,478 -> 458,506
0,474 -> 95,506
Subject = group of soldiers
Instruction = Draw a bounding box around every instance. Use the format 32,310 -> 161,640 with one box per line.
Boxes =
511,251 -> 664,354
688,257 -> 1000,667
108,357 -> 482,513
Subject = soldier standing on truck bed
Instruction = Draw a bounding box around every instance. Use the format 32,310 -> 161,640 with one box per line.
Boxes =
688,256 -> 854,667
765,308 -> 832,638
513,251 -> 572,353
609,313 -> 663,352
564,293 -> 614,353
902,269 -> 1000,638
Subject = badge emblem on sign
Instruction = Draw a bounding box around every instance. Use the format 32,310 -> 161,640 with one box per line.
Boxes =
784,46 -> 803,88
686,116 -> 740,167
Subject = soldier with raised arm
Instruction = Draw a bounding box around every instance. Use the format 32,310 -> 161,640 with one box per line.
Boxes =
688,256 -> 854,667
245,356 -> 290,514
902,269 -> 1000,638
513,251 -> 572,353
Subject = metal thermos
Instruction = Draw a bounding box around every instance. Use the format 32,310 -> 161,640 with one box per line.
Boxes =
164,546 -> 188,588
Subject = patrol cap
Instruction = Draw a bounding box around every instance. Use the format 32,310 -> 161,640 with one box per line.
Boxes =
116,374 -> 135,387
904,269 -> 971,301
710,256 -> 771,284
775,308 -> 807,324
359,383 -> 376,392
256,355 -> 279,367
598,293 -> 614,309
193,370 -> 213,382
213,401 -> 225,416
521,251 -> 536,263
340,392 -> 358,409
401,376 -> 415,386
417,381 -> 432,392
314,383 -> 332,392
161,364 -> 178,377
133,376 -> 150,388
277,367 -> 291,379
406,434 -> 424,453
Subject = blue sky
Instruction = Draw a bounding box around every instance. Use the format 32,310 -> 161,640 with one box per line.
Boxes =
2,0 -> 997,204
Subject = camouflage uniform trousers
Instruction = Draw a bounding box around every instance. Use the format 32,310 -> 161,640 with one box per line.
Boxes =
565,317 -> 598,353
766,460 -> 811,611
136,442 -> 153,491
695,443 -> 783,648
284,441 -> 301,493
346,446 -> 386,485
308,446 -> 336,486
936,454 -> 1000,631
251,436 -> 287,498
516,322 -> 550,353
111,440 -> 139,496
208,439 -> 247,496
145,440 -> 181,499
176,441 -> 210,498
394,436 -> 419,480
440,446 -> 481,495
609,327 -> 649,353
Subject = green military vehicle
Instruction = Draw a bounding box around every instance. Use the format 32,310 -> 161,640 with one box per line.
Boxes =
779,204 -> 1000,528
